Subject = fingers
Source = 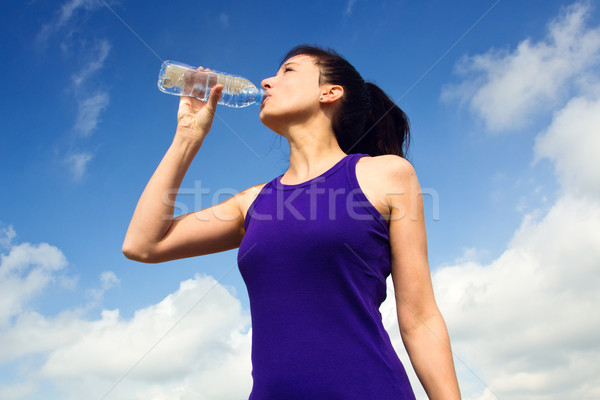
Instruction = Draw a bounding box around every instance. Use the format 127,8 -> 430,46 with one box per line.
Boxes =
207,84 -> 224,110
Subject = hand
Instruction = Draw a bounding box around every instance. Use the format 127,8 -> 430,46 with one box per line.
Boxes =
176,67 -> 223,142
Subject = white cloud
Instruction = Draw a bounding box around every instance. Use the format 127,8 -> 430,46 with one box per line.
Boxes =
442,2 -> 600,132
35,1 -> 111,179
0,224 -> 16,250
100,270 -> 120,288
0,382 -> 37,400
65,151 -> 93,180
0,229 -> 252,400
56,0 -> 101,28
219,13 -> 229,29
0,242 -> 68,327
42,276 -> 250,399
345,0 -> 357,16
67,42 -> 111,179
434,2 -> 600,398
87,270 -> 120,305
431,195 -> 600,399
36,0 -> 103,48
71,39 -> 111,87
74,92 -> 110,137
0,308 -> 88,365
534,90 -> 600,199
40,275 -> 252,400
380,193 -> 600,400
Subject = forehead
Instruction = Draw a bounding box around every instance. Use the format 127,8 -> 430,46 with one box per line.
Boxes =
279,55 -> 318,70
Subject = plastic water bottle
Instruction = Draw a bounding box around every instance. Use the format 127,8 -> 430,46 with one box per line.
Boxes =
157,60 -> 264,108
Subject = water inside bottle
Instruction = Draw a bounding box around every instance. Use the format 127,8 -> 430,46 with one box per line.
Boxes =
158,61 -> 263,107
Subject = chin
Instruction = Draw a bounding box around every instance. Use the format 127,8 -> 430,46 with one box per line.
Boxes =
259,107 -> 275,125
259,109 -> 269,124
259,111 -> 285,135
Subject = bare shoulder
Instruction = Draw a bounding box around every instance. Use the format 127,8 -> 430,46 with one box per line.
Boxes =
355,155 -> 416,218
234,182 -> 268,219
357,154 -> 416,185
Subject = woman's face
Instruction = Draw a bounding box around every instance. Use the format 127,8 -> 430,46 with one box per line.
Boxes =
259,55 -> 323,131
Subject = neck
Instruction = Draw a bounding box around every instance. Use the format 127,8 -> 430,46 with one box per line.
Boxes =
281,120 -> 347,184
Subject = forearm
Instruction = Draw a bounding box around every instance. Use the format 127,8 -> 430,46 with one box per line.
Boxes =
402,311 -> 461,399
122,133 -> 202,260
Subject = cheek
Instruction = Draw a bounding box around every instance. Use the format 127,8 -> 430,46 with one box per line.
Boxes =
290,85 -> 319,107
263,81 -> 319,116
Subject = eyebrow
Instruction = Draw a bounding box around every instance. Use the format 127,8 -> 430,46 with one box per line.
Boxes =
281,61 -> 299,68
276,61 -> 299,75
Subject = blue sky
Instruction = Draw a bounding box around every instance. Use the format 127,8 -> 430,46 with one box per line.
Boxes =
1,1 -> 599,399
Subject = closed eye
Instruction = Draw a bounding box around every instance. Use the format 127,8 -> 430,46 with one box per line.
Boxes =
278,61 -> 298,75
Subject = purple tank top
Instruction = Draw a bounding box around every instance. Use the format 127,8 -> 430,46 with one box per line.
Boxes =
238,154 -> 415,400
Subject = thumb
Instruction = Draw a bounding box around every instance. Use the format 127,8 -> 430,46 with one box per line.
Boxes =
207,84 -> 224,110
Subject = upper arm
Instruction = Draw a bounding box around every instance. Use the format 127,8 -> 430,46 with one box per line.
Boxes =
131,183 -> 264,263
379,157 -> 438,333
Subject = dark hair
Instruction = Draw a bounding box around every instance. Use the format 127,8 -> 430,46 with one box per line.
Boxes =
281,45 -> 410,158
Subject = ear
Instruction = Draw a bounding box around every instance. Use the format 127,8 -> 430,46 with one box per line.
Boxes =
319,84 -> 344,103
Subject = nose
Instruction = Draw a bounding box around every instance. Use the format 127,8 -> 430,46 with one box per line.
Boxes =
261,77 -> 273,90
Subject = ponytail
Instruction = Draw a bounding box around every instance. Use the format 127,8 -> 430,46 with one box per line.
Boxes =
361,83 -> 410,158
281,45 -> 411,158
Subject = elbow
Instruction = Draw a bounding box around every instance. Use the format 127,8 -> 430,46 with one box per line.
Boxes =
122,246 -> 143,262
122,240 -> 158,263
399,315 -> 423,340
398,306 -> 444,339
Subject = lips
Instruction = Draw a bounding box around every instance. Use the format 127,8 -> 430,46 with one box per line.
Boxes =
260,93 -> 271,108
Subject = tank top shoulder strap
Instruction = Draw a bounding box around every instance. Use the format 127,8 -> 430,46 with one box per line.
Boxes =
343,153 -> 369,191
344,153 -> 388,231
244,178 -> 276,231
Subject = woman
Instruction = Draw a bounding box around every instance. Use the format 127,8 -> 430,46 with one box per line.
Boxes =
123,45 -> 460,399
